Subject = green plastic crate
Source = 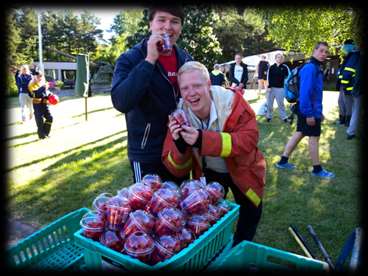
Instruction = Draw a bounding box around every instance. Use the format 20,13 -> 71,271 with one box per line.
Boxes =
7,208 -> 89,270
74,200 -> 240,271
207,240 -> 330,271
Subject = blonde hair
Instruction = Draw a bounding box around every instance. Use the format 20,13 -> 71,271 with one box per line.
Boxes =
20,64 -> 30,74
178,61 -> 210,82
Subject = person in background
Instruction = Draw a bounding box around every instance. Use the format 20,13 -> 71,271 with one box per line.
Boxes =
275,42 -> 335,179
257,55 -> 269,98
209,63 -> 226,86
15,65 -> 33,123
111,6 -> 192,183
265,53 -> 290,123
336,39 -> 361,139
229,53 -> 248,94
28,71 -> 53,139
162,61 -> 266,246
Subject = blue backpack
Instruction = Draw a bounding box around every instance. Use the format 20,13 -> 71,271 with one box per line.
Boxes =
284,63 -> 306,103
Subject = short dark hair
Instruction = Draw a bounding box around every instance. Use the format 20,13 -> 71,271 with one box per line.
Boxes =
314,41 -> 329,50
343,39 -> 355,45
148,6 -> 185,23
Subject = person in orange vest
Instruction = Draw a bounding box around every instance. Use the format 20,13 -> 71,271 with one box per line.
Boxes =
162,61 -> 266,246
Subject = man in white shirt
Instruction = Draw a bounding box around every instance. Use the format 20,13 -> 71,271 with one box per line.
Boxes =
229,53 -> 248,93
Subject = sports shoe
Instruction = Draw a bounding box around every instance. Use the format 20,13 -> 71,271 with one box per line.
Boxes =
311,169 -> 335,179
347,134 -> 356,140
275,162 -> 295,170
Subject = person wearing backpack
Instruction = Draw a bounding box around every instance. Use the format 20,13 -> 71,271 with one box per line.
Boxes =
265,52 -> 290,123
275,42 -> 335,179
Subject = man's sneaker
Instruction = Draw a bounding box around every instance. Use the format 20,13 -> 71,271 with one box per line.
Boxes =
347,134 -> 356,140
311,169 -> 335,179
275,162 -> 295,170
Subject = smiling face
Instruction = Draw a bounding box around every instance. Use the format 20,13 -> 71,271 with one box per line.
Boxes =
149,11 -> 182,46
178,68 -> 212,120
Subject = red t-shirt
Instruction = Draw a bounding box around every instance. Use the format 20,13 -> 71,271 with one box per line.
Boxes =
158,51 -> 178,90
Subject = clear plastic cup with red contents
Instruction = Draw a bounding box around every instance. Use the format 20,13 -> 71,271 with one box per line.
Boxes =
100,229 -> 124,252
177,227 -> 195,249
154,207 -> 185,237
123,231 -> 155,264
92,192 -> 113,218
205,181 -> 225,204
105,196 -> 131,231
142,174 -> 162,192
186,214 -> 211,237
161,181 -> 180,193
180,179 -> 205,199
146,188 -> 181,215
128,182 -> 153,210
151,235 -> 181,264
120,210 -> 155,239
216,199 -> 231,217
171,109 -> 190,127
180,188 -> 210,215
80,211 -> 105,241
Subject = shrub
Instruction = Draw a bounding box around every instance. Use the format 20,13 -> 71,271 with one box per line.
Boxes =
55,80 -> 64,89
7,72 -> 18,97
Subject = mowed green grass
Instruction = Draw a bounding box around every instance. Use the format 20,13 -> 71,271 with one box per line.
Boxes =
6,96 -> 360,263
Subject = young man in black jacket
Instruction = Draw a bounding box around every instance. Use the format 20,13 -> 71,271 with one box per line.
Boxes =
229,53 -> 248,93
265,53 -> 290,122
111,7 -> 193,183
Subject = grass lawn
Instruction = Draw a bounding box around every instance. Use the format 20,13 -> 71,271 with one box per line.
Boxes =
6,91 -> 361,264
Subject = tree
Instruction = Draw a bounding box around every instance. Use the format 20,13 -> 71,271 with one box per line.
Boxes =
260,6 -> 360,56
178,5 -> 222,69
212,7 -> 276,63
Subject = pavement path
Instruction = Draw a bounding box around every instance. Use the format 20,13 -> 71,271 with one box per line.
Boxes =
6,89 -> 339,247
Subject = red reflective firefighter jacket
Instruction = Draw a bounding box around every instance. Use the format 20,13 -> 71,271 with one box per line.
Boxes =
162,87 -> 266,207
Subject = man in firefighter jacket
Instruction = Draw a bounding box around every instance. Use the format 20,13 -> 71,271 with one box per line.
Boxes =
28,71 -> 53,139
162,61 -> 266,246
337,39 -> 360,129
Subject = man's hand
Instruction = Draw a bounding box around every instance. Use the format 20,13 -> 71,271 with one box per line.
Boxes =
168,115 -> 182,141
306,117 -> 316,126
180,125 -> 199,146
145,32 -> 163,64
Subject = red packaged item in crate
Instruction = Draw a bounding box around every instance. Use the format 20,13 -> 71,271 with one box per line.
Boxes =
206,204 -> 222,225
151,235 -> 181,264
205,182 -> 225,204
123,231 -> 155,264
128,182 -> 153,210
154,207 -> 185,237
92,192 -> 113,218
180,189 -> 210,215
177,227 -> 194,249
171,109 -> 190,127
161,181 -> 180,193
146,188 -> 181,215
186,214 -> 211,237
105,196 -> 131,231
216,200 -> 231,217
120,210 -> 155,239
80,211 -> 105,241
142,174 -> 162,192
100,230 -> 124,252
180,179 -> 205,199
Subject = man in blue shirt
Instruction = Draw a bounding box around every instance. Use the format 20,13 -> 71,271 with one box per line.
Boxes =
275,42 -> 335,179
